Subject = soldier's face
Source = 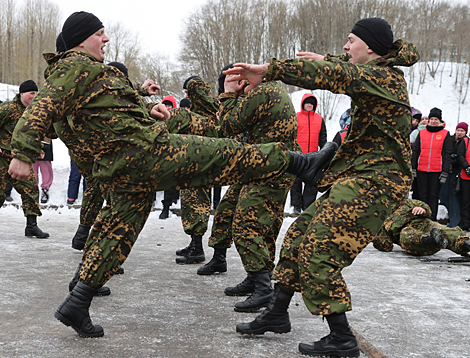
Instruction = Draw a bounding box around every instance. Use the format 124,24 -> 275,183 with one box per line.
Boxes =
80,28 -> 109,62
344,33 -> 372,65
20,91 -> 37,107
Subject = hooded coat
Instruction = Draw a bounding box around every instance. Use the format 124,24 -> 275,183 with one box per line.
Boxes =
296,93 -> 326,153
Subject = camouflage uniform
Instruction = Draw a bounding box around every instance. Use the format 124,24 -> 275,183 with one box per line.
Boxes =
166,107 -> 219,237
271,40 -> 420,315
0,94 -> 41,217
209,81 -> 298,273
11,51 -> 290,288
373,199 -> 469,256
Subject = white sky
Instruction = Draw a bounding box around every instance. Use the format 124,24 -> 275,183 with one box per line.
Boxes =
47,0 -> 210,60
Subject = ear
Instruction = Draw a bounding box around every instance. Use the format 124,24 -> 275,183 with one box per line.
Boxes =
366,48 -> 374,54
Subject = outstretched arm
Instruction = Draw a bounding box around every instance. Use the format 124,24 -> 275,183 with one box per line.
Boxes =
223,63 -> 269,92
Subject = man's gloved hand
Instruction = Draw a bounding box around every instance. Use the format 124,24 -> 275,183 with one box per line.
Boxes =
439,172 -> 448,184
466,167 -> 470,176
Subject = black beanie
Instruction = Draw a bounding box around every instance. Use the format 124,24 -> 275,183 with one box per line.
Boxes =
183,75 -> 200,90
56,33 -> 66,52
61,11 -> 103,50
108,62 -> 129,77
428,107 -> 443,122
303,96 -> 317,109
218,63 -> 234,95
351,17 -> 393,56
162,100 -> 174,108
180,98 -> 191,108
19,80 -> 38,93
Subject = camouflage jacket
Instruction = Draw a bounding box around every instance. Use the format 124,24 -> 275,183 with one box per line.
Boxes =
218,81 -> 299,187
379,199 -> 431,243
266,40 -> 420,193
11,51 -> 168,181
166,107 -> 219,137
0,94 -> 26,152
186,78 -> 219,124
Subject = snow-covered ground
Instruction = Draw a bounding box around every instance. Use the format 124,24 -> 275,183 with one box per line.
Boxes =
2,61 -> 469,218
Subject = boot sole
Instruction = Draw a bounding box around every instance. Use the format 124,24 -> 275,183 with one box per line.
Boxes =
224,291 -> 253,296
197,267 -> 228,275
25,234 -> 49,239
234,303 -> 269,313
236,322 -> 291,335
298,343 -> 360,357
175,257 -> 205,265
54,311 -> 104,338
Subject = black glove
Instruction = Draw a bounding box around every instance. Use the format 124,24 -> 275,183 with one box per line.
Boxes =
466,167 -> 470,176
439,172 -> 448,184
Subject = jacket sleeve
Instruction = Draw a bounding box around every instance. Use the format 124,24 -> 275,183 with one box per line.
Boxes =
332,131 -> 342,148
319,120 -> 327,148
441,133 -> 453,173
411,132 -> 421,169
457,138 -> 469,169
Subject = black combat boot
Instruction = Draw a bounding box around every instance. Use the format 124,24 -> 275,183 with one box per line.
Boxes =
421,227 -> 448,248
298,312 -> 360,357
25,215 -> 49,238
69,263 -> 110,296
176,236 -> 195,256
159,204 -> 170,219
287,142 -> 338,188
234,270 -> 273,312
236,284 -> 293,334
175,235 -> 205,264
224,273 -> 255,296
197,248 -> 227,275
54,282 -> 104,338
71,224 -> 91,251
463,240 -> 470,252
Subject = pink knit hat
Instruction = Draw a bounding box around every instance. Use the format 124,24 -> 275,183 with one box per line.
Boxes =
456,122 -> 468,133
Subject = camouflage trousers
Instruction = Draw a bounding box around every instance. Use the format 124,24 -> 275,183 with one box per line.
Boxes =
0,156 -> 41,217
80,177 -> 105,226
209,183 -> 290,273
78,133 -> 289,287
180,188 -> 210,237
374,222 -> 469,256
273,176 -> 407,316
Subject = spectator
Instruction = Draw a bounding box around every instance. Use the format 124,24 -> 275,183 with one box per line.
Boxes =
290,93 -> 326,214
33,137 -> 54,203
412,107 -> 452,220
67,157 -> 86,205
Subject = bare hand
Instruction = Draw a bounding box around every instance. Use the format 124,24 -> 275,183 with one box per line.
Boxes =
297,52 -> 325,61
223,63 -> 269,92
8,158 -> 31,181
150,103 -> 171,121
141,80 -> 161,95
38,153 -> 45,160
224,75 -> 246,93
411,207 -> 426,216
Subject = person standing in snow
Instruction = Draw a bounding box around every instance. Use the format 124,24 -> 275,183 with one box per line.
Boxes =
290,93 -> 326,214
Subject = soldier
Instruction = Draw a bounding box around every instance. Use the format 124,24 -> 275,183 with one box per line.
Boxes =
373,199 -> 470,256
8,11 -> 336,338
196,68 -> 300,314
225,17 -> 420,357
0,80 -> 49,239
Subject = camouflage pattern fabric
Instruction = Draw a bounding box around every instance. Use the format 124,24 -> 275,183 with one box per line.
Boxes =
206,81 -> 298,273
186,78 -> 219,123
373,199 -> 469,256
0,95 -> 41,217
11,51 -> 290,288
80,177 -> 105,226
269,40 -> 420,315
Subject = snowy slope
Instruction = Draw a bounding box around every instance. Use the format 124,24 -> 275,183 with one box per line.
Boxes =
1,61 -> 469,213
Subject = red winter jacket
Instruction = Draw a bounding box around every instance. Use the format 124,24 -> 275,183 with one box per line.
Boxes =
412,125 -> 452,173
296,93 -> 326,153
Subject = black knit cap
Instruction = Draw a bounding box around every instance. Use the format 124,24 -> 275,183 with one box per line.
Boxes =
351,17 -> 393,56
61,11 -> 103,50
183,75 -> 200,90
180,98 -> 191,108
56,33 -> 66,52
303,96 -> 317,108
428,107 -> 443,122
19,80 -> 38,93
218,63 -> 234,95
108,62 -> 129,77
